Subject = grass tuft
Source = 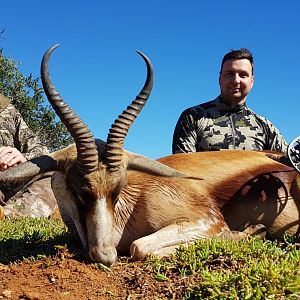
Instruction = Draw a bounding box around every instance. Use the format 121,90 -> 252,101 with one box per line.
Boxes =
0,217 -> 77,264
146,237 -> 300,299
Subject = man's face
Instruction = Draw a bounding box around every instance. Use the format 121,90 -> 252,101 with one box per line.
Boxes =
219,58 -> 254,105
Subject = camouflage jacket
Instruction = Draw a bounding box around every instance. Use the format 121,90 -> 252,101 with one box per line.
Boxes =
0,94 -> 48,160
172,96 -> 288,154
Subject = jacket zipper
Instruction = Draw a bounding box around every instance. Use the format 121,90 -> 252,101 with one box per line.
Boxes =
228,114 -> 236,149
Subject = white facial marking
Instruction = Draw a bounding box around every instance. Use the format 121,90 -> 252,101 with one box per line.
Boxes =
86,196 -> 114,247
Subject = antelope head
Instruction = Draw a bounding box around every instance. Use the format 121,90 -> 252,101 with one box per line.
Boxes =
40,45 -> 154,266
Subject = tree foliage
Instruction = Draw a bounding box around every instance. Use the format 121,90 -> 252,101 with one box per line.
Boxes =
0,48 -> 73,151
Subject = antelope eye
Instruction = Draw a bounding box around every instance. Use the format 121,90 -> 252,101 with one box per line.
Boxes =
77,194 -> 85,205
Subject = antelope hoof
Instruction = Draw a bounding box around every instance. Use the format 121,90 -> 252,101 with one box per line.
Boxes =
243,224 -> 267,239
130,240 -> 148,261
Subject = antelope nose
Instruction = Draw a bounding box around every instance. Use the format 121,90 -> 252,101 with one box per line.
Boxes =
89,245 -> 117,267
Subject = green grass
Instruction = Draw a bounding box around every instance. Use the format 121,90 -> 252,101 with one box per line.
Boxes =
0,217 -> 77,264
146,237 -> 300,299
0,218 -> 299,299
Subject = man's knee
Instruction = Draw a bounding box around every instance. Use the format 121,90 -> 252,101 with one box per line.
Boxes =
3,175 -> 57,219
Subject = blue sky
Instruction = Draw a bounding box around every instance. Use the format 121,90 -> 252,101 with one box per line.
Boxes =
1,1 -> 299,158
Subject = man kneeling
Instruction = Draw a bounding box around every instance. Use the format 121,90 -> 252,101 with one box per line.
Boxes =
0,93 -> 57,219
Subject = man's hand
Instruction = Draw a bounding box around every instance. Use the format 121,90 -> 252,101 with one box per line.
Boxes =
0,146 -> 27,171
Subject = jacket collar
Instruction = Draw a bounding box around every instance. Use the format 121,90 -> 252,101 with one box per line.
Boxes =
215,96 -> 246,113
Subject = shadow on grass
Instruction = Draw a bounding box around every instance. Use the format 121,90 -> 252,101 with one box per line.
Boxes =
0,232 -> 84,264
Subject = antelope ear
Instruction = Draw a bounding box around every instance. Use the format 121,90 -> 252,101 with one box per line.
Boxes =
125,151 -> 203,180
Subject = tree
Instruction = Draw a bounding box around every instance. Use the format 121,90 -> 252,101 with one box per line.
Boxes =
0,48 -> 73,151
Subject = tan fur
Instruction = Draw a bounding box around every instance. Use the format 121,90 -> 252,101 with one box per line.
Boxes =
157,151 -> 299,237
0,205 -> 4,220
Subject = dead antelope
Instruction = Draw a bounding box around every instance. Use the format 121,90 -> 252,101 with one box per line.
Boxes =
0,45 -> 299,267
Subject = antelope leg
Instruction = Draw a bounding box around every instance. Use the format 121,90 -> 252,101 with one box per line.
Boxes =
129,222 -> 267,261
129,220 -> 229,261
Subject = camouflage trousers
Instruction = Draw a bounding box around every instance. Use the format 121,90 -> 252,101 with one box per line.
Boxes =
0,172 -> 57,218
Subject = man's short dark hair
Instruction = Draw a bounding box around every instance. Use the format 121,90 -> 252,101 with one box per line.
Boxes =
220,48 -> 254,74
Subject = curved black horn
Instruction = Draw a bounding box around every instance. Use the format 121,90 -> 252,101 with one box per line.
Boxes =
105,51 -> 154,172
41,45 -> 99,174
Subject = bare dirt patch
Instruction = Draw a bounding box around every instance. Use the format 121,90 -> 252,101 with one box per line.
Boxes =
0,249 -> 184,300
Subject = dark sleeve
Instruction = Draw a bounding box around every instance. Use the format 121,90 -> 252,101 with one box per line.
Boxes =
172,108 -> 198,154
262,117 -> 288,154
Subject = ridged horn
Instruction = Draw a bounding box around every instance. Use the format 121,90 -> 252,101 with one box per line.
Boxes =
41,45 -> 99,174
105,51 -> 154,172
0,155 -> 58,186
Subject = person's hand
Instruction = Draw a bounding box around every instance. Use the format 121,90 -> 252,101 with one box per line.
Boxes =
0,146 -> 27,171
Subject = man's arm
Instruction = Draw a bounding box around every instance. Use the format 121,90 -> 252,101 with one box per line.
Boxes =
0,104 -> 48,170
13,106 -> 48,160
263,117 -> 288,153
172,109 -> 198,154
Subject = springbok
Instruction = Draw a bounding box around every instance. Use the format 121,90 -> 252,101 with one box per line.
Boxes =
0,45 -> 299,267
